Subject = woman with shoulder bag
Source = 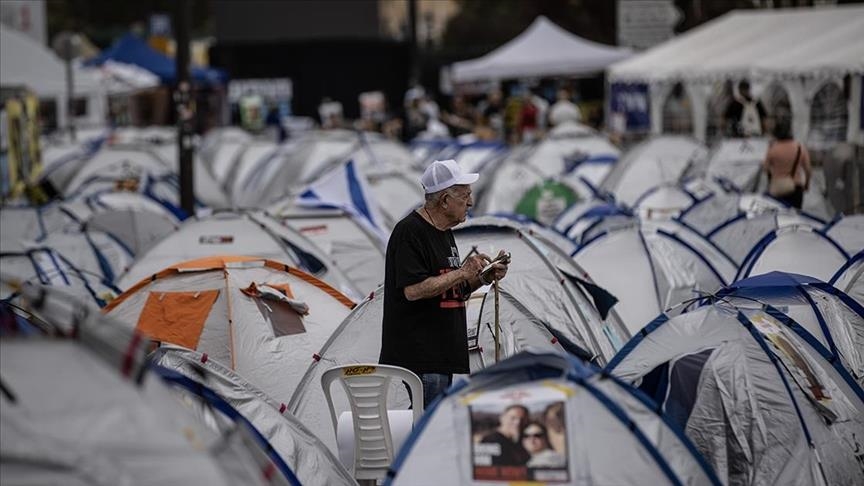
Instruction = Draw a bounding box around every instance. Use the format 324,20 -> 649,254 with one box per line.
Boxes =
764,118 -> 811,209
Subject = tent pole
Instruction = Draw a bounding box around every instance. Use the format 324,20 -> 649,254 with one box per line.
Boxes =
493,278 -> 500,363
174,0 -> 195,216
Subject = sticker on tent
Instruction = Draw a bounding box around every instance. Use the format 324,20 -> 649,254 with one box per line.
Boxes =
469,385 -> 569,483
299,224 -> 329,236
199,235 -> 234,244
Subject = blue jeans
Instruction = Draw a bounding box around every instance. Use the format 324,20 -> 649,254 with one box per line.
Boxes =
406,373 -> 452,409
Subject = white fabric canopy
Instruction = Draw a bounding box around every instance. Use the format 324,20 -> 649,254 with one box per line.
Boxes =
452,16 -> 632,83
609,6 -> 864,82
0,25 -> 102,96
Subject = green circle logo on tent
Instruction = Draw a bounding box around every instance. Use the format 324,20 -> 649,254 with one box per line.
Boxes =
514,180 -> 579,226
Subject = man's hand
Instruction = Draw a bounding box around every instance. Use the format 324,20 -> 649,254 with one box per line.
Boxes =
461,254 -> 490,281
482,250 -> 509,283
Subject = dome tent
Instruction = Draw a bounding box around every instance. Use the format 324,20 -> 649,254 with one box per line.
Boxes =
105,256 -> 354,406
719,271 -> 864,385
607,301 -> 864,486
0,248 -> 121,307
823,214 -> 864,256
572,224 -> 737,334
152,345 -> 355,486
679,204 -> 825,266
116,210 -> 360,300
599,136 -> 708,208
1,283 -> 294,486
269,198 -> 386,295
831,251 -> 863,306
455,216 -> 629,362
386,351 -> 720,486
735,224 -> 849,282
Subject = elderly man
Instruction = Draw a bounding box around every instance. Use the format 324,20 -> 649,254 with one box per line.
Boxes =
379,159 -> 509,407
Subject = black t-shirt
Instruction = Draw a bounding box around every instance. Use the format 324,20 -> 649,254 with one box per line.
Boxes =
379,211 -> 470,375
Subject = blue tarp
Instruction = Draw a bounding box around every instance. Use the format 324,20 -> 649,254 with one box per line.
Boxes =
85,33 -> 227,85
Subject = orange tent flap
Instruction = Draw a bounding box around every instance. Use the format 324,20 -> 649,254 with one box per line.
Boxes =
136,290 -> 220,349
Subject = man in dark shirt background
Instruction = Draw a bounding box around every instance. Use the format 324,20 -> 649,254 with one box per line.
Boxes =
380,159 -> 509,407
723,80 -> 767,137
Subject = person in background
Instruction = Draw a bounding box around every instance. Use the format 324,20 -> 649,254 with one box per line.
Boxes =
379,159 -> 509,407
764,118 -> 811,210
480,405 -> 530,466
522,422 -> 566,468
548,88 -> 582,127
724,80 -> 767,137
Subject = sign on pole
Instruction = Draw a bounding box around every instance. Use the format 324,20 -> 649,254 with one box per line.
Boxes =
617,0 -> 682,50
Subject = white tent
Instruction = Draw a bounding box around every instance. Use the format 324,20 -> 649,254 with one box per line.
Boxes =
116,210 -> 360,300
607,302 -> 864,486
1,284 -> 293,486
153,345 -> 356,486
719,272 -> 864,385
455,217 -> 629,362
600,136 -> 707,208
105,256 -> 354,407
0,25 -> 106,128
608,6 -> 864,144
451,16 -> 632,83
387,352 -> 720,486
572,224 -> 737,334
831,252 -> 863,306
824,214 -> 864,256
736,225 -> 849,282
269,199 -> 386,295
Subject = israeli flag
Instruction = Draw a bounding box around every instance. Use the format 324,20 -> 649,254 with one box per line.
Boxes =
295,159 -> 388,244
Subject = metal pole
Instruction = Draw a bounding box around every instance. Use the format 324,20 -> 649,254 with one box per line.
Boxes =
408,0 -> 419,82
64,40 -> 76,142
175,0 -> 195,216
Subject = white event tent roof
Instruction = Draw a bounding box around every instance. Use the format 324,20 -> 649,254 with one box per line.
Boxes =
451,16 -> 632,83
609,6 -> 864,82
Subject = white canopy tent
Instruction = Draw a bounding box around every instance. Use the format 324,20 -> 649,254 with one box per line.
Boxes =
451,16 -> 632,83
607,6 -> 864,144
0,25 -> 106,128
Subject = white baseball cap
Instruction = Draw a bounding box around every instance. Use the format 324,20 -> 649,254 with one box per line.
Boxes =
421,159 -> 479,194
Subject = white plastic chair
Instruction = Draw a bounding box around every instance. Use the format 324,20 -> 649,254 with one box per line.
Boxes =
321,364 -> 424,485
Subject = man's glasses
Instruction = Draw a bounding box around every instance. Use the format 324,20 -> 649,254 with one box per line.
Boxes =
523,432 -> 545,439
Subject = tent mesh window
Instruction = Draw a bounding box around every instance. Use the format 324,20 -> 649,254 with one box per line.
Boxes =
662,83 -> 694,135
252,298 -> 307,337
808,81 -> 848,145
763,83 -> 792,135
705,82 -> 733,146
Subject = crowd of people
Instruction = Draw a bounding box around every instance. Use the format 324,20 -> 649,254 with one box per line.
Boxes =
312,83 -> 599,146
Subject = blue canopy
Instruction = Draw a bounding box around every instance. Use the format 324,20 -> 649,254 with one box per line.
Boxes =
85,33 -> 227,85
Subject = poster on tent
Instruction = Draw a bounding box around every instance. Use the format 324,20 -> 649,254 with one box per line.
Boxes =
609,82 -> 650,132
469,385 -> 569,483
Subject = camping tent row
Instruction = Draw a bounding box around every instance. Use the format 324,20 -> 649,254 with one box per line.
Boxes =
607,6 -> 864,146
476,122 -> 620,226
41,134 -> 230,211
1,283 -> 299,485
285,216 -> 632,454
200,128 -> 423,223
606,281 -> 864,485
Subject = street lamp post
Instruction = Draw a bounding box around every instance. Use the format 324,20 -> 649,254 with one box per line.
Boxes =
52,31 -> 82,142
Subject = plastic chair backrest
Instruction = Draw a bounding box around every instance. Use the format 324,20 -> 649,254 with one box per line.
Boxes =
321,364 -> 423,481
